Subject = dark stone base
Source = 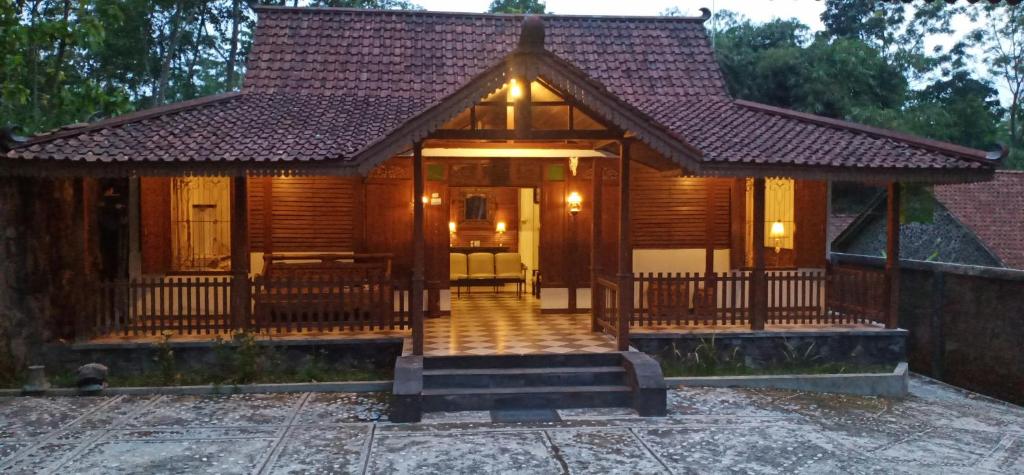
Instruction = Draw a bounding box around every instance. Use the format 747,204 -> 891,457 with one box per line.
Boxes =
391,356 -> 423,423
631,329 -> 907,369
39,338 -> 403,377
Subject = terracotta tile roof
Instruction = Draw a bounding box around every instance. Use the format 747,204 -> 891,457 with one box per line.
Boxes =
0,7 -> 997,179
934,171 -> 1024,268
6,92 -> 433,167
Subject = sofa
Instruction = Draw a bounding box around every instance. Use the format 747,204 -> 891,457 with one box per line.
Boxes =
450,251 -> 527,298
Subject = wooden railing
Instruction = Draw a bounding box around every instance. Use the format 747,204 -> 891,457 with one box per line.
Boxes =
253,275 -> 409,333
91,275 -> 410,338
634,272 -> 753,326
94,277 -> 235,336
593,276 -> 621,341
826,263 -> 888,325
628,267 -> 882,328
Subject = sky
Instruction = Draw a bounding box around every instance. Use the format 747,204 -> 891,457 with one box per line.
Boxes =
414,0 -> 1010,107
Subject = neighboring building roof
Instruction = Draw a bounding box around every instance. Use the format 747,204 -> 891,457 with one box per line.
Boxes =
934,171 -> 1024,269
832,171 -> 1024,269
1,7 -> 1000,180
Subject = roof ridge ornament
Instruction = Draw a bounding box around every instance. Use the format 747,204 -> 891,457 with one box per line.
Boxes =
0,125 -> 27,153
518,15 -> 545,52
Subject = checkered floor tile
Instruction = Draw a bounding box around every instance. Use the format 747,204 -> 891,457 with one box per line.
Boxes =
417,292 -> 616,356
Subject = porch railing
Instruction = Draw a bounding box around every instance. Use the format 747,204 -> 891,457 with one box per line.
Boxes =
91,275 -> 410,338
629,266 -> 887,328
593,276 -> 624,346
94,277 -> 235,336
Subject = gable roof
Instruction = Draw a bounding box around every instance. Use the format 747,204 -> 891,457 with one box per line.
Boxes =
0,7 -> 1000,181
934,171 -> 1024,268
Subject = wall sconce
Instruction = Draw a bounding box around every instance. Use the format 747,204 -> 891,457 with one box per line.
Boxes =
449,221 -> 457,239
509,78 -> 523,100
567,191 -> 582,216
769,220 -> 786,253
496,221 -> 507,246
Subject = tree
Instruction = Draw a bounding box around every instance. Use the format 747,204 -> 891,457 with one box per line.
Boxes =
970,4 -> 1024,168
488,0 -> 545,14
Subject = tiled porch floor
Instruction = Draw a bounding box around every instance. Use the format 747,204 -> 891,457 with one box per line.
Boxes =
420,292 -> 617,356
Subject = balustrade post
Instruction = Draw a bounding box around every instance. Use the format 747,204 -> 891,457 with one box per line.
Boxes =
750,177 -> 767,330
885,182 -> 901,329
230,175 -> 251,331
411,142 -> 426,355
591,158 -> 604,332
616,140 -> 633,351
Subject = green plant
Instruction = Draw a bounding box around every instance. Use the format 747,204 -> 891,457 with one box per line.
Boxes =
661,335 -> 745,377
780,338 -> 824,370
230,331 -> 265,384
153,331 -> 179,386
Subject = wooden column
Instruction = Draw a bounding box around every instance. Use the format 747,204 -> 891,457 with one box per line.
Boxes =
704,179 -> 716,277
885,182 -> 901,329
590,158 -> 604,332
411,142 -> 426,355
750,177 -> 767,331
616,141 -> 633,351
230,175 -> 251,330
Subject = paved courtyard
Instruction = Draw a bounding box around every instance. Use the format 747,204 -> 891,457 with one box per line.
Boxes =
0,375 -> 1021,474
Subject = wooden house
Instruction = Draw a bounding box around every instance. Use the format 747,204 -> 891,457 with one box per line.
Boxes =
0,7 -> 1002,357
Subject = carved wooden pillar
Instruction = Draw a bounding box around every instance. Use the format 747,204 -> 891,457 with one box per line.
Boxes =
885,182 -> 901,329
411,142 -> 426,355
230,175 -> 251,330
590,158 -> 604,331
750,177 -> 767,331
616,141 -> 633,351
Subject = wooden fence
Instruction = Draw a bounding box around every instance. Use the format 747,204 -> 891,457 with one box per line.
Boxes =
593,276 -> 623,345
92,275 -> 410,337
94,277 -> 235,336
629,267 -> 885,328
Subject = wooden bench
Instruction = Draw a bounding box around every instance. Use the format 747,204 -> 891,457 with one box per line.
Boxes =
450,252 -> 527,298
253,253 -> 396,330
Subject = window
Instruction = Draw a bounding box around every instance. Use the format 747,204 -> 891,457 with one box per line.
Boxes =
439,78 -> 607,132
170,177 -> 231,271
745,178 -> 796,265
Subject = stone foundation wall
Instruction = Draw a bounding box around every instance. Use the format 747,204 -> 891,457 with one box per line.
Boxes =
632,330 -> 907,369
39,339 -> 404,377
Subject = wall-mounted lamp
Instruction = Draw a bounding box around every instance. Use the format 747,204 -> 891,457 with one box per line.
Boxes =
567,191 -> 582,216
769,220 -> 786,253
449,221 -> 457,239
496,221 -> 507,246
509,79 -> 523,100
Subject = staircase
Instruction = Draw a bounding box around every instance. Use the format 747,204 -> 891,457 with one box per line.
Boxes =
391,352 -> 666,422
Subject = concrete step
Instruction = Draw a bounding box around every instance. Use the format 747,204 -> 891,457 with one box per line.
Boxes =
422,366 -> 627,389
421,385 -> 633,412
422,352 -> 623,370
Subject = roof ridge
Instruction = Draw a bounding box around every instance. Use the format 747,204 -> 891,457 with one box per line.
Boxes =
18,92 -> 241,149
734,99 -> 996,165
252,5 -> 710,23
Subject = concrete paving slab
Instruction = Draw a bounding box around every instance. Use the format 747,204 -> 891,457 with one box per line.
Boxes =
0,375 -> 1020,474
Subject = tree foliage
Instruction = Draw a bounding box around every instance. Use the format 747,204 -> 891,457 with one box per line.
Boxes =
0,0 -> 419,135
710,6 -> 1012,167
487,0 -> 545,14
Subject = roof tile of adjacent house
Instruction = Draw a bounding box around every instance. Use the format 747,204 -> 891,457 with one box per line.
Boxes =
934,171 -> 1024,269
1,7 -> 997,178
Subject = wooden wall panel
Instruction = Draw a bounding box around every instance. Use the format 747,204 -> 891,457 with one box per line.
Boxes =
629,164 -> 731,249
539,166 -> 568,287
365,159 -> 413,280
425,161 -> 450,288
139,177 -> 171,274
448,186 -> 519,249
795,179 -> 828,267
248,176 -> 363,253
